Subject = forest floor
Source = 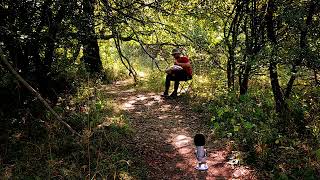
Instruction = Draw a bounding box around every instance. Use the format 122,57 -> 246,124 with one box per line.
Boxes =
104,80 -> 257,180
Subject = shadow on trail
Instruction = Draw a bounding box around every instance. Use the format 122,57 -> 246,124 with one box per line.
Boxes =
104,81 -> 256,179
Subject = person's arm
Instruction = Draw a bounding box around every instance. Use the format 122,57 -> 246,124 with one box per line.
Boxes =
175,61 -> 191,69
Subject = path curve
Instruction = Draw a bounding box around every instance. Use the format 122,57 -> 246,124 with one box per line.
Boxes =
106,80 -> 256,180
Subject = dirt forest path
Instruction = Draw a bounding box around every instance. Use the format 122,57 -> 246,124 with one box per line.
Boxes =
105,80 -> 256,180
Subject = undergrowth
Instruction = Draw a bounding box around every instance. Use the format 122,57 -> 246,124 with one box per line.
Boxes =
192,80 -> 320,179
0,72 -> 146,179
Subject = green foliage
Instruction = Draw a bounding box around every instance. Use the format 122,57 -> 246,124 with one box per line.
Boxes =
204,83 -> 320,178
209,88 -> 275,141
1,0 -> 320,179
136,71 -> 166,93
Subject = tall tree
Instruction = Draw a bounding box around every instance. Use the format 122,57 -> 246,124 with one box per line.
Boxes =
266,0 -> 319,113
79,0 -> 103,73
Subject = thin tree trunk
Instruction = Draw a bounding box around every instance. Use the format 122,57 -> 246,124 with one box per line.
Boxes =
227,51 -> 235,89
43,6 -> 65,73
240,63 -> 251,95
71,44 -> 82,63
284,65 -> 297,99
269,60 -> 286,113
225,1 -> 243,90
314,69 -> 319,85
285,1 -> 317,98
266,0 -> 286,113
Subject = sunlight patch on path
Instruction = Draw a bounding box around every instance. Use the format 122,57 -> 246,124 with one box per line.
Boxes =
121,94 -> 164,111
107,81 -> 256,179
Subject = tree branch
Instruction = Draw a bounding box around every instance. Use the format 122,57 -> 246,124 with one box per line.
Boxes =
129,26 -> 162,71
0,48 -> 80,137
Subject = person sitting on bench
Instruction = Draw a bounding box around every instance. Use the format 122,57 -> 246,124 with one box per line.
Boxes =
162,48 -> 192,98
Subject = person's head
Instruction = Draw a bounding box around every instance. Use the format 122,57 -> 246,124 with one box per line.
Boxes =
171,48 -> 181,59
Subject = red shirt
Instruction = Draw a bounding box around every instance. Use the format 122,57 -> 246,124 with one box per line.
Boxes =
177,56 -> 192,76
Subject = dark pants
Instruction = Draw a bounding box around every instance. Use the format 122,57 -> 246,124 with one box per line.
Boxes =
164,70 -> 192,95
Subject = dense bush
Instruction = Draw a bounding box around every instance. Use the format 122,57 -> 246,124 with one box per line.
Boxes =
206,85 -> 320,178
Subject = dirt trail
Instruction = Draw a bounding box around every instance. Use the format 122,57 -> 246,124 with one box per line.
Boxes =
105,80 -> 256,180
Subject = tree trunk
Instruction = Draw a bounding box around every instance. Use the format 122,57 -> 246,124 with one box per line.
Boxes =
315,70 -> 319,85
284,65 -> 297,98
82,37 -> 103,73
43,5 -> 65,74
240,63 -> 251,95
225,1 -> 243,90
269,61 -> 286,113
266,0 -> 287,113
227,51 -> 235,90
80,0 -> 103,73
285,1 -> 316,98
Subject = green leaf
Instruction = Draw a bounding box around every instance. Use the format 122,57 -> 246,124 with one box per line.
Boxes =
230,118 -> 236,124
244,121 -> 254,129
95,100 -> 104,110
234,125 -> 240,132
217,108 -> 225,117
214,122 -> 220,129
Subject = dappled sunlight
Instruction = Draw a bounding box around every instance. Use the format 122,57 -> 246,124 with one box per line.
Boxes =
108,88 -> 136,95
123,100 -> 137,110
167,132 -> 254,179
160,104 -> 172,112
158,115 -> 170,120
96,120 -> 113,129
95,115 -> 128,130
137,71 -> 146,78
145,100 -> 156,106
115,91 -> 164,111
159,123 -> 255,179
171,134 -> 193,155
174,115 -> 184,119
136,95 -> 148,101
122,88 -> 136,93
194,75 -> 210,84
106,80 -> 256,179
